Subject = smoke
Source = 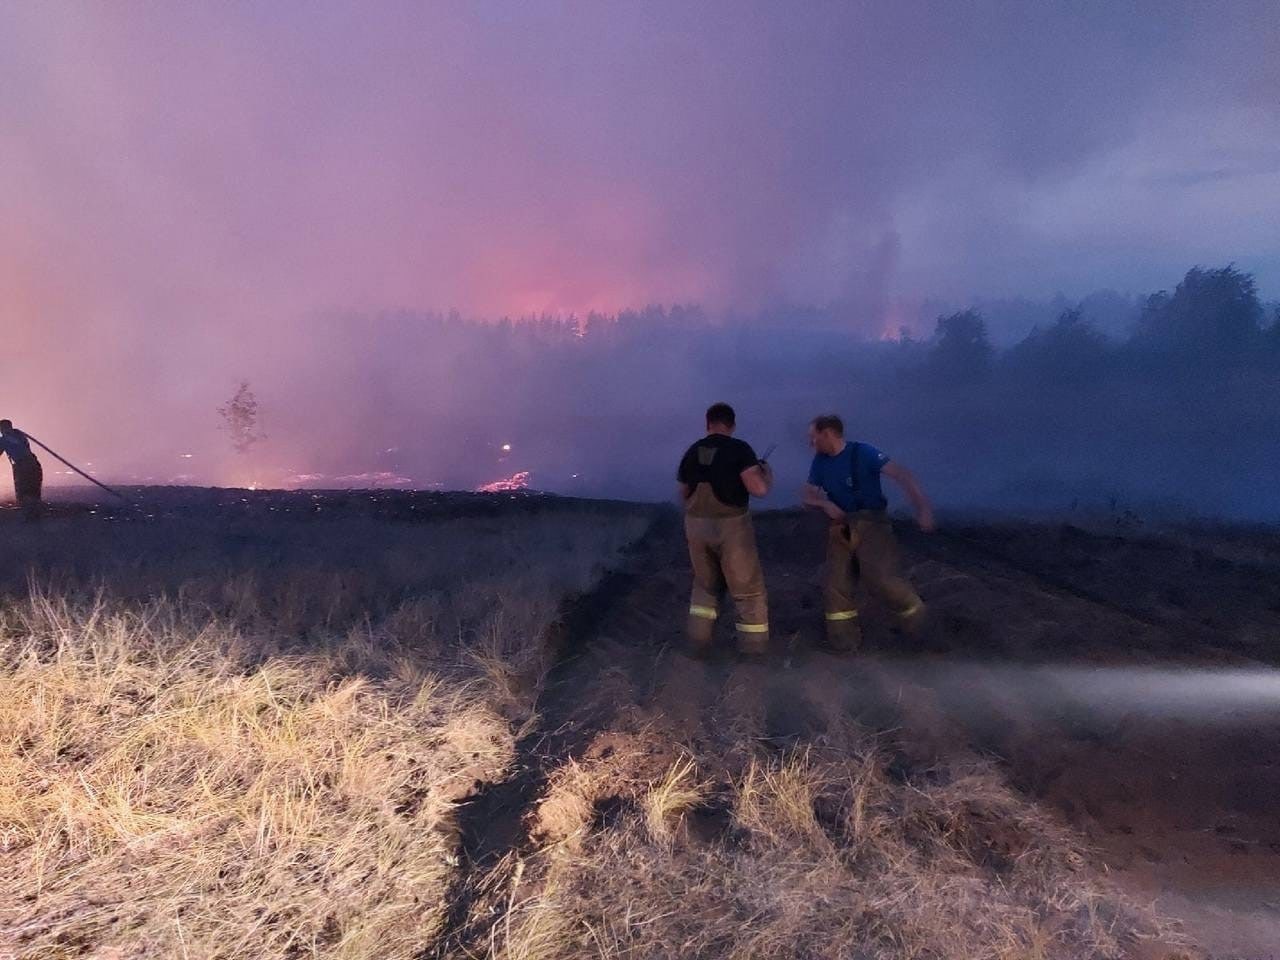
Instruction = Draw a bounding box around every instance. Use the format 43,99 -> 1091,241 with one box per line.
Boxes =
903,661 -> 1280,723
46,278 -> 1262,520
1,3 -> 1277,499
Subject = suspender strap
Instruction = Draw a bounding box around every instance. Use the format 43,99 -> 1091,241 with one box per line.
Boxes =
848,442 -> 861,504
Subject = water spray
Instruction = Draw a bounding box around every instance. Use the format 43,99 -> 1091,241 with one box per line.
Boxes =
900,659 -> 1280,721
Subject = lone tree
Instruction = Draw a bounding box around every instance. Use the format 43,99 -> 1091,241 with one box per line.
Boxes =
219,381 -> 265,454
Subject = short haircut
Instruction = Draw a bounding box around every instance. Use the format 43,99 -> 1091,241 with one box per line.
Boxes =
706,402 -> 736,429
810,414 -> 844,436
0,420 -> 11,431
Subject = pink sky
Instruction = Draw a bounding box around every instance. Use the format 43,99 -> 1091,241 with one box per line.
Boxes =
1,1 -> 1276,482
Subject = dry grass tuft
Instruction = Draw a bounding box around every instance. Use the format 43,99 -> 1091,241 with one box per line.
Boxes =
733,749 -> 833,850
642,756 -> 709,847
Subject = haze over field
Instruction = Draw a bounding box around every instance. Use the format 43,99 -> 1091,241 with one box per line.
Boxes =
2,2 -> 1277,510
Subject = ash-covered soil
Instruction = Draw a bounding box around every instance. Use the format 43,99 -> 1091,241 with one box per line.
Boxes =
892,517 -> 1280,955
36,483 -> 615,522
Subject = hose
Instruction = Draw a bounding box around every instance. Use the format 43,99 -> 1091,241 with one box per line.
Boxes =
22,433 -> 131,503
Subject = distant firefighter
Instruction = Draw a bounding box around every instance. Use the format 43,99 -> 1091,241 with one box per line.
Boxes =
802,414 -> 934,651
677,402 -> 773,657
0,420 -> 43,520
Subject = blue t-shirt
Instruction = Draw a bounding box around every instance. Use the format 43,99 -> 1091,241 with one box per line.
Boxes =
808,441 -> 890,513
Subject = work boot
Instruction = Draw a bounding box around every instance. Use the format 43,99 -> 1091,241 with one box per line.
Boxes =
892,602 -> 928,651
822,613 -> 862,653
687,608 -> 717,658
897,601 -> 927,638
821,629 -> 861,653
735,626 -> 770,658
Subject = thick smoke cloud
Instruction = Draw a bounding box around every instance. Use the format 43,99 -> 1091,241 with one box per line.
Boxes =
220,265 -> 1279,519
1,2 -> 1277,504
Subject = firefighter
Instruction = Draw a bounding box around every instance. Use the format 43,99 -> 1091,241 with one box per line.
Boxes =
801,414 -> 933,651
677,402 -> 773,656
0,420 -> 44,521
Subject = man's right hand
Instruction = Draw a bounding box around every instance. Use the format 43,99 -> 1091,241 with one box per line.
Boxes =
917,506 -> 937,533
802,482 -> 843,521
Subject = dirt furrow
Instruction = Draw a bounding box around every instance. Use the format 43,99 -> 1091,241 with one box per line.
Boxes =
425,514 -> 680,958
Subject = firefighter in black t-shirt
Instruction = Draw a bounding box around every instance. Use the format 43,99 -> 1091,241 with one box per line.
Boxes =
676,402 -> 773,656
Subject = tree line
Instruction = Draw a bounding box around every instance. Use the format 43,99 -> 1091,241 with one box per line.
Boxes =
252,264 -> 1279,517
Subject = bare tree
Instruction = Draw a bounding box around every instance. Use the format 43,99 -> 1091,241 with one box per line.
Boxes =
219,381 -> 266,454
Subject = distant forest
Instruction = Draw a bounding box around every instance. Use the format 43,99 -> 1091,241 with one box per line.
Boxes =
262,265 -> 1280,518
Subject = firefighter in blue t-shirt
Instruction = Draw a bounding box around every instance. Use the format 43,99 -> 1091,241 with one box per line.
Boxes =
801,414 -> 933,651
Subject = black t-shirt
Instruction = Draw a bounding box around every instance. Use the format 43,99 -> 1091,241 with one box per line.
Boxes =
676,434 -> 759,510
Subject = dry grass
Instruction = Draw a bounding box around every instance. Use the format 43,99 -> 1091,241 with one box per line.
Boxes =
488,734 -> 1187,960
0,502 -> 651,960
3,596 -> 503,958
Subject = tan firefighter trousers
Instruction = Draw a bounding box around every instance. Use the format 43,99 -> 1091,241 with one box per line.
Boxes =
824,511 -> 923,649
684,502 -> 769,655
